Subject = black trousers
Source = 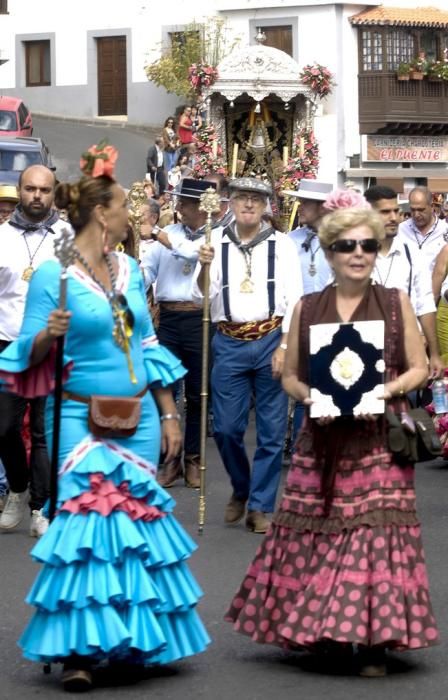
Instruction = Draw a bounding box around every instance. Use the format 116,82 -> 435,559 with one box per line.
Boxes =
151,167 -> 167,196
157,310 -> 204,456
0,339 -> 50,510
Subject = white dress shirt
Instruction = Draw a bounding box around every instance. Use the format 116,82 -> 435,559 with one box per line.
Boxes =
141,223 -> 202,302
397,216 -> 448,271
371,236 -> 436,317
192,228 -> 303,333
0,217 -> 67,341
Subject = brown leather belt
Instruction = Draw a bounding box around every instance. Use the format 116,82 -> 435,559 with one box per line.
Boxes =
159,301 -> 202,312
62,387 -> 148,404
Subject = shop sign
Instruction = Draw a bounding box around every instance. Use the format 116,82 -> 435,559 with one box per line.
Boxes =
362,135 -> 448,163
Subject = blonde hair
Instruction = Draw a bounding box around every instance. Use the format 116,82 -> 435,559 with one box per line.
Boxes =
318,207 -> 385,249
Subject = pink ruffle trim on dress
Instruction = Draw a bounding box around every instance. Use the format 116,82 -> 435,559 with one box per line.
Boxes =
60,473 -> 166,522
0,344 -> 73,399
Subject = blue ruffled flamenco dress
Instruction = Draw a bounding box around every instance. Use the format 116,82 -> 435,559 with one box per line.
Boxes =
0,253 -> 210,666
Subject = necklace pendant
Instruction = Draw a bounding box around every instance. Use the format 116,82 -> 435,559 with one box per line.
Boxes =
182,262 -> 192,275
240,276 -> 254,293
22,266 -> 34,282
308,262 -> 317,277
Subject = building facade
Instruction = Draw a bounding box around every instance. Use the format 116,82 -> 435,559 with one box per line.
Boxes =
1,0 -> 448,191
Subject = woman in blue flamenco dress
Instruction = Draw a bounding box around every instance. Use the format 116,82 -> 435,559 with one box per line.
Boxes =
0,160 -> 210,692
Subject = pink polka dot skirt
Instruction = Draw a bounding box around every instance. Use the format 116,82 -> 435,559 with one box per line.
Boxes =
226,442 -> 439,651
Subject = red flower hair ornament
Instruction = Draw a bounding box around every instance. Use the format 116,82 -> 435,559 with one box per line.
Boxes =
80,139 -> 118,179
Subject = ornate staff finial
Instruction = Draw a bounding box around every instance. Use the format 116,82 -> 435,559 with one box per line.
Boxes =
128,181 -> 148,260
53,227 -> 76,309
199,187 -> 221,225
54,227 -> 76,270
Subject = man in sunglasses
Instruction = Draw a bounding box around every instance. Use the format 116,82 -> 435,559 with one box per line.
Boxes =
193,177 -> 302,534
365,185 -> 442,378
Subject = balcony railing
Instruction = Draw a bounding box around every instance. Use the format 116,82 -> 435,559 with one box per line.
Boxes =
358,72 -> 448,134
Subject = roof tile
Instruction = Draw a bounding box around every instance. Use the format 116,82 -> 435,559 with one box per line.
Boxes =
350,6 -> 448,28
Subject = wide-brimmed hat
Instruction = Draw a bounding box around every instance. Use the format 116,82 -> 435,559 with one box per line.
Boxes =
169,178 -> 217,199
282,179 -> 333,201
0,184 -> 19,202
229,177 -> 272,198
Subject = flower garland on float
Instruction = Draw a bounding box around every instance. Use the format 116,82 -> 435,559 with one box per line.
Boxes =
276,128 -> 319,193
299,63 -> 336,99
192,123 -> 227,178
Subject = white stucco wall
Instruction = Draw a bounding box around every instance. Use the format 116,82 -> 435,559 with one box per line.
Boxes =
3,0 -> 443,181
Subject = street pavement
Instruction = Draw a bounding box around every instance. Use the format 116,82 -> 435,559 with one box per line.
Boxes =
1,118 -> 447,698
32,116 -> 159,189
0,420 -> 447,699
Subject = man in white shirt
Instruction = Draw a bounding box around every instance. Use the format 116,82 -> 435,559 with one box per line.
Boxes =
365,185 -> 443,377
141,178 -> 219,491
397,186 -> 448,271
285,179 -> 333,295
194,177 -> 303,534
0,165 -> 66,537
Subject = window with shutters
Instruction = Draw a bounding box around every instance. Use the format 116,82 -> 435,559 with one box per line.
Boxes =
24,40 -> 51,86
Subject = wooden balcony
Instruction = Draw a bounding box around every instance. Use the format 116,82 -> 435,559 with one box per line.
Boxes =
358,72 -> 448,134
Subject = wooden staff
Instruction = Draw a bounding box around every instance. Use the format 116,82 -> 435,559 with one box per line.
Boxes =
127,180 -> 148,260
198,187 -> 221,534
50,227 -> 76,522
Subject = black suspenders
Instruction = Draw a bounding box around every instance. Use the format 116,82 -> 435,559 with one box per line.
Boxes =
221,235 -> 276,322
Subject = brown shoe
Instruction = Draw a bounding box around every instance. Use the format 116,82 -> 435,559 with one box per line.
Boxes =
245,510 -> 270,534
156,455 -> 183,488
224,494 -> 247,525
62,659 -> 93,692
184,454 -> 201,489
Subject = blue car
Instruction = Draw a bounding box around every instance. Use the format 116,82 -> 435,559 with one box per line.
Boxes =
0,136 -> 55,185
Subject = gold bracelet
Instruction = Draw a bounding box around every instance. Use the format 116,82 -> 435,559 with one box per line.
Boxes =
397,378 -> 405,396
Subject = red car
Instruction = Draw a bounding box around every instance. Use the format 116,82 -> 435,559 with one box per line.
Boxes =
0,96 -> 33,137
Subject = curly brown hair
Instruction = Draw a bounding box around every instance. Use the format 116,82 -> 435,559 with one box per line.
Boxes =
54,175 -> 115,234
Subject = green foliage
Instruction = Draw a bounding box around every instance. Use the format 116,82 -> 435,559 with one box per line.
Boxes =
397,62 -> 410,77
145,17 -> 240,99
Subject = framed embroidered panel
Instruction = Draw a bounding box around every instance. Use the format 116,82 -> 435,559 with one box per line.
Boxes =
309,320 -> 385,418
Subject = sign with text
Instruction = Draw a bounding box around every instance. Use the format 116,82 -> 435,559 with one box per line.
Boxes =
363,135 -> 448,163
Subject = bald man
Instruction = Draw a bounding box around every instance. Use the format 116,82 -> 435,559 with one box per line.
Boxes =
0,165 -> 67,537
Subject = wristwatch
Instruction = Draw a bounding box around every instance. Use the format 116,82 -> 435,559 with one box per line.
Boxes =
152,225 -> 161,238
279,343 -> 288,351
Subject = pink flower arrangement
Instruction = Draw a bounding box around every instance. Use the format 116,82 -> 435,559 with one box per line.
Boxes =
323,188 -> 371,212
80,140 -> 118,179
276,129 -> 319,192
300,63 -> 336,99
192,123 -> 227,178
188,63 -> 219,94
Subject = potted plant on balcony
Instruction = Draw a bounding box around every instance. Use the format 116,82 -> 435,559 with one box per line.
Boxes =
397,62 -> 411,81
409,53 -> 427,80
427,60 -> 448,81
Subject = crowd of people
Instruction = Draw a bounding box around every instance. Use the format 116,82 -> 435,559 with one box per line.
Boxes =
146,106 -> 203,197
0,133 -> 446,691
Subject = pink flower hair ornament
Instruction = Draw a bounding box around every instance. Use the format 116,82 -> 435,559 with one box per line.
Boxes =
80,139 -> 118,179
323,188 -> 371,212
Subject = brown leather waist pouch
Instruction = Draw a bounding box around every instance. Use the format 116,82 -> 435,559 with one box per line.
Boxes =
63,388 -> 146,439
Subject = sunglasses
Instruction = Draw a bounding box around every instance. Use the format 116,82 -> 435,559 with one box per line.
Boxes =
328,238 -> 380,254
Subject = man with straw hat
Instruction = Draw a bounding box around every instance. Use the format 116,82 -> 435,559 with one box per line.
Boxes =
0,183 -> 19,224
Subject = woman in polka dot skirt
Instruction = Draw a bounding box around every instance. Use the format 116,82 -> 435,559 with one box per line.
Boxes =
225,207 -> 439,677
